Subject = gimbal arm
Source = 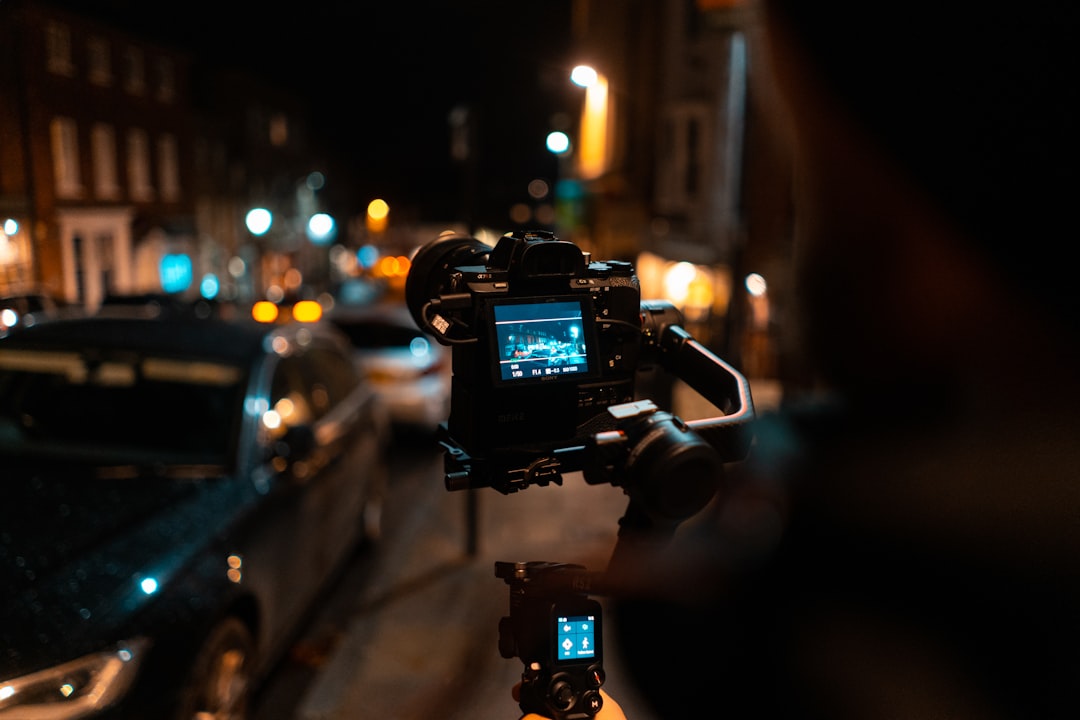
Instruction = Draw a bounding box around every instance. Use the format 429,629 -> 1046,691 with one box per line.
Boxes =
583,312 -> 756,576
656,323 -> 756,461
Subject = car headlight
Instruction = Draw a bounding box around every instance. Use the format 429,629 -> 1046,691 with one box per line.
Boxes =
0,638 -> 151,719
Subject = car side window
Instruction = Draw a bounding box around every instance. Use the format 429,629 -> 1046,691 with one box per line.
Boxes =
268,341 -> 360,429
306,346 -> 360,410
268,355 -> 317,429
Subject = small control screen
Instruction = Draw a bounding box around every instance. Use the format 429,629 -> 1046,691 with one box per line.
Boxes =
556,614 -> 597,663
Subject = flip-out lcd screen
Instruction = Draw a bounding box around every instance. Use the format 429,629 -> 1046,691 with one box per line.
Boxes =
493,298 -> 596,384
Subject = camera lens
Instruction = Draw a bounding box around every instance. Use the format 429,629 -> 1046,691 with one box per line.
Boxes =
404,232 -> 491,330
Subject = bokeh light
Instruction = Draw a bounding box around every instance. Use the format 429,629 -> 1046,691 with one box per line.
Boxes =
571,64 -> 598,88
546,131 -> 571,155
245,208 -> 272,236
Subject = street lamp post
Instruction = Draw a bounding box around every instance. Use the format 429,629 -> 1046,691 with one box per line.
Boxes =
242,207 -> 274,302
570,64 -> 611,182
545,130 -> 581,240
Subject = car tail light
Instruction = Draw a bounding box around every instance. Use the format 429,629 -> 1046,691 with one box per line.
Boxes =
252,301 -> 278,323
291,300 -> 323,323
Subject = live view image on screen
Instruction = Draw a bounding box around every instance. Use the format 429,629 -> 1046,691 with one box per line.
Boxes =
494,300 -> 592,382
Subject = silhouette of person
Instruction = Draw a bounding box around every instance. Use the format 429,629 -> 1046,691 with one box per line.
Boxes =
591,2 -> 1080,719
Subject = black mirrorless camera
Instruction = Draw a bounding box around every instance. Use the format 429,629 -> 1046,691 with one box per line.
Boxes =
406,229 -> 643,459
406,228 -> 753,501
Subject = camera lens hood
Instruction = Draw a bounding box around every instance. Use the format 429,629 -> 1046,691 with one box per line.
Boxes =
405,232 -> 492,330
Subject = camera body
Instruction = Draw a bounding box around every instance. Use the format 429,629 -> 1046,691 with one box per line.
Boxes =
496,561 -> 605,720
407,230 -> 642,457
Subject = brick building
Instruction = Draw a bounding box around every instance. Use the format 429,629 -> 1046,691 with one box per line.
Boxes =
0,0 -> 321,309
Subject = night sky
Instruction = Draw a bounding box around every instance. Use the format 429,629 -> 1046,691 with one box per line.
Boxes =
54,1 -> 578,228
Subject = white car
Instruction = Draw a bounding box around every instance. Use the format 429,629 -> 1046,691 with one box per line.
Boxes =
328,302 -> 452,434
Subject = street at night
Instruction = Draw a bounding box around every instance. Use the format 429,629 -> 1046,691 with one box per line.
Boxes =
4,0 -> 1079,717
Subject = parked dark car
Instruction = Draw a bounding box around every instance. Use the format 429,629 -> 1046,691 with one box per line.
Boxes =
0,311 -> 390,718
0,290 -> 63,334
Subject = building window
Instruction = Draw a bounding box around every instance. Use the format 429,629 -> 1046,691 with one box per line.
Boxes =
0,228 -> 33,290
126,128 -> 154,201
269,113 -> 288,147
684,117 -> 702,199
87,36 -> 112,86
91,123 -> 120,199
45,21 -> 75,77
50,116 -> 83,198
155,57 -> 176,104
157,133 -> 181,201
655,103 -> 710,214
123,46 -> 145,96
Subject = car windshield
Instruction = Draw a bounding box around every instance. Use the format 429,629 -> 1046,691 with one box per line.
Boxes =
333,320 -> 423,350
0,347 -> 244,466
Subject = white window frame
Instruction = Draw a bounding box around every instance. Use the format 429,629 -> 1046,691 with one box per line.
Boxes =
156,133 -> 180,201
50,116 -> 83,198
126,128 -> 154,201
91,123 -> 120,200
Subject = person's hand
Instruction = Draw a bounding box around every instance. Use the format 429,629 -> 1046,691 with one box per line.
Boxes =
514,686 -> 628,720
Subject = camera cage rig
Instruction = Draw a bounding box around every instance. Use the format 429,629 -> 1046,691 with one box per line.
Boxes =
407,230 -> 756,719
438,310 -> 755,537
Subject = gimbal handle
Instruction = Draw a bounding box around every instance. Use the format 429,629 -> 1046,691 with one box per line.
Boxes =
658,323 -> 756,460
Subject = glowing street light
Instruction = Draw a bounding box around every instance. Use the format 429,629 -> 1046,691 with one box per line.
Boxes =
245,208 -> 272,236
569,65 -> 609,180
546,131 -> 571,155
306,212 -> 336,245
570,64 -> 598,88
366,198 -> 389,234
745,272 -> 767,297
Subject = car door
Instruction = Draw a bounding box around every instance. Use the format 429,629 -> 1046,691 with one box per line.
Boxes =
234,348 -> 321,650
289,337 -> 384,583
237,330 -> 386,658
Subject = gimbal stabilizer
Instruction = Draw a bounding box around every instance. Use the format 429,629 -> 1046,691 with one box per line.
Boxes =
472,306 -> 756,720
406,231 -> 756,719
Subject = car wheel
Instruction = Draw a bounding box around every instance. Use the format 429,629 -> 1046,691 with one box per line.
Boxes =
175,617 -> 255,720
